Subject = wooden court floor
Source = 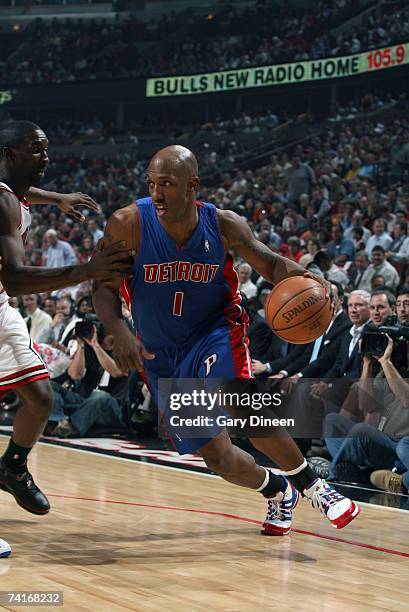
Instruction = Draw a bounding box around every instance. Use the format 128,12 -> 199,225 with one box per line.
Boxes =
0,439 -> 408,612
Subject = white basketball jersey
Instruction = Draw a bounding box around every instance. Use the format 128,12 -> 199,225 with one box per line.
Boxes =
0,181 -> 31,306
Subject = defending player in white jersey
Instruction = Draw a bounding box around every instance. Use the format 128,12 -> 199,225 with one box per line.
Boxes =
0,120 -> 134,515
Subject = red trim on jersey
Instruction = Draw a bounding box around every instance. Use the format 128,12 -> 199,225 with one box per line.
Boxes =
0,364 -> 47,384
120,278 -> 132,311
195,200 -> 205,208
0,372 -> 49,392
222,254 -> 252,378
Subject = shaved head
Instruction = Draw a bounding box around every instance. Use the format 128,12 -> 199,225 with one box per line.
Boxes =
148,145 -> 198,178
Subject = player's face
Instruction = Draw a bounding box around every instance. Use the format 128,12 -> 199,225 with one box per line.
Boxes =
146,170 -> 196,223
14,129 -> 49,187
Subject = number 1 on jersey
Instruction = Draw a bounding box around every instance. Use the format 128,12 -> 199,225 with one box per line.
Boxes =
173,292 -> 184,316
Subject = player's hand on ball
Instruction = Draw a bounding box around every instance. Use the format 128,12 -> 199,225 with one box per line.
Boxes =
303,272 -> 333,304
112,331 -> 155,372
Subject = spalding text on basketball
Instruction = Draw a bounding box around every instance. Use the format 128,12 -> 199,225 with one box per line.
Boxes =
281,294 -> 324,323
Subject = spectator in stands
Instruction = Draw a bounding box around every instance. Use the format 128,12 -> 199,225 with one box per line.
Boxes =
386,221 -> 409,266
358,246 -> 400,293
348,251 -> 369,291
299,237 -> 321,268
284,156 -> 315,205
307,250 -> 349,287
42,296 -> 57,318
369,289 -> 396,327
310,186 -> 331,220
37,296 -> 79,350
396,287 -> 409,324
22,294 -> 52,344
365,218 -> 393,257
371,274 -> 387,292
86,218 -> 104,245
76,233 -> 94,264
237,263 -> 257,299
327,224 -> 355,263
43,228 -> 77,267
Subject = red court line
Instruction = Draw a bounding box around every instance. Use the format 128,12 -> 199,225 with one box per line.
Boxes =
47,493 -> 409,559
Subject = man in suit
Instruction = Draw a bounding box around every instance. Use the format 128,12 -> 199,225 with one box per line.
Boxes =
347,251 -> 369,291
281,289 -> 371,453
252,283 -> 349,382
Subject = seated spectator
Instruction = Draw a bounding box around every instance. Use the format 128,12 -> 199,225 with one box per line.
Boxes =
371,274 -> 387,292
307,250 -> 349,287
344,211 -> 371,244
348,251 -> 369,291
358,245 -> 400,293
283,236 -> 303,262
396,287 -> 409,324
365,218 -> 393,257
49,323 -> 129,438
43,228 -> 78,267
386,221 -> 409,267
42,296 -> 57,318
22,293 -> 52,344
327,224 -> 355,264
37,296 -> 79,351
321,335 -> 409,488
299,237 -> 321,268
237,263 -> 257,299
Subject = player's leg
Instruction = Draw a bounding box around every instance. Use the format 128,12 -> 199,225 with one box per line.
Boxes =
0,378 -> 52,514
250,431 -> 360,531
192,328 -> 299,535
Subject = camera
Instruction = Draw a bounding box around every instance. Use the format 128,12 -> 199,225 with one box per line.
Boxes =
74,313 -> 102,340
360,316 -> 409,356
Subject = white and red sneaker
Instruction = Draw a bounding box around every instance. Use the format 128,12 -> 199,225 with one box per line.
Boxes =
261,478 -> 300,536
307,479 -> 360,529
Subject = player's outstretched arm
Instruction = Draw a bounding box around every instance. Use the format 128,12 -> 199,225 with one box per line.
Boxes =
27,187 -> 100,222
218,209 -> 305,285
0,192 -> 134,295
92,205 -> 154,372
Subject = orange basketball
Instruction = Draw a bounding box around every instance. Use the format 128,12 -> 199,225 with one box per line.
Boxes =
264,276 -> 333,344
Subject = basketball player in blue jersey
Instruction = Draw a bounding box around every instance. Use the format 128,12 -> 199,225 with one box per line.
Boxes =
93,145 -> 360,535
0,121 -> 134,518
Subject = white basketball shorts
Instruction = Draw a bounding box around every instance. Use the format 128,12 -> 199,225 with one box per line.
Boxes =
0,302 -> 49,394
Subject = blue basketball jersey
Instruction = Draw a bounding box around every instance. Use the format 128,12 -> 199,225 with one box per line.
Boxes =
121,197 -> 246,352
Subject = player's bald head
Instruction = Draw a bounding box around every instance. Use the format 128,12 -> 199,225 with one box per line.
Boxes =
148,145 -> 198,179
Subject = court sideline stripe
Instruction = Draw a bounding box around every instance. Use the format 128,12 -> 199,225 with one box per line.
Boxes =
45,491 -> 409,559
34,443 -> 409,559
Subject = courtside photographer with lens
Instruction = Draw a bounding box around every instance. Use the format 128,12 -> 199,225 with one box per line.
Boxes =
321,309 -> 409,490
47,314 -> 129,438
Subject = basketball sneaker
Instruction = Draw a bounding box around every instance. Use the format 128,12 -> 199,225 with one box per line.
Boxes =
306,478 -> 360,529
0,460 -> 50,515
261,478 -> 300,536
0,539 -> 11,558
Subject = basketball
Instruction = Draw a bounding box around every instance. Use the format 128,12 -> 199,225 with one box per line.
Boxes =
264,276 -> 333,344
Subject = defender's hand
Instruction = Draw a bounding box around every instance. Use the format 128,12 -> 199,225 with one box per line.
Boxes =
112,331 -> 155,372
86,241 -> 135,281
57,192 -> 100,222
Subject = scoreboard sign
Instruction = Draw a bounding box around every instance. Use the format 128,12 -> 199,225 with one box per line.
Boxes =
146,42 -> 408,98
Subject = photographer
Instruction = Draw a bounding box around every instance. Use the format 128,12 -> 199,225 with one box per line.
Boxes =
48,318 -> 129,438
321,334 -> 409,487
